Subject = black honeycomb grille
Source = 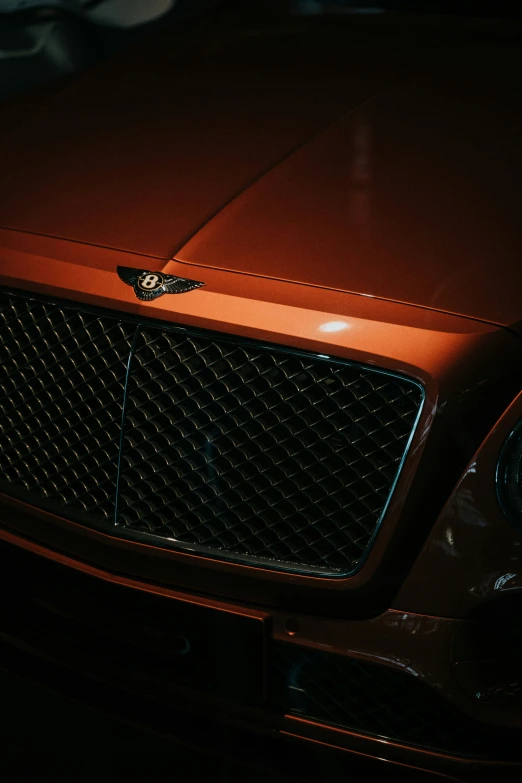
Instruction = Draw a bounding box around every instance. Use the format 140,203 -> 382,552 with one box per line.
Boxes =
117,327 -> 422,574
0,292 -> 134,523
0,291 -> 423,575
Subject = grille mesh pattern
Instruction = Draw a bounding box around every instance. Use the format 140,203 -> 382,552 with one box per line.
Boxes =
0,292 -> 135,522
271,644 -> 493,756
117,327 -> 422,574
0,291 -> 423,574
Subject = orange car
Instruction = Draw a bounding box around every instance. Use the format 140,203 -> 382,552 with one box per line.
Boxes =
1,8 -> 521,781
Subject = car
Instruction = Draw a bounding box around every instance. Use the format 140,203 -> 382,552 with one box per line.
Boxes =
0,5 -> 521,781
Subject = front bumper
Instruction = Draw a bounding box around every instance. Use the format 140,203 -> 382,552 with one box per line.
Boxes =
1,529 -> 521,783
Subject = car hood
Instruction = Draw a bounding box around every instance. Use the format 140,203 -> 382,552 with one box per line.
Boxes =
176,62 -> 522,332
1,20 -> 521,330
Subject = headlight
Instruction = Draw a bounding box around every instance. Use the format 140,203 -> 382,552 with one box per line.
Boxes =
496,421 -> 522,530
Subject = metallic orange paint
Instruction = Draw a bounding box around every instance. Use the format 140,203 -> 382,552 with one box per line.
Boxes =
1,227 -> 522,617
1,27 -> 520,329
0,24 -> 408,257
175,64 -> 522,331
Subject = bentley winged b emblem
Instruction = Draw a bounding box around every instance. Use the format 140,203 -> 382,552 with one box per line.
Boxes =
117,266 -> 205,301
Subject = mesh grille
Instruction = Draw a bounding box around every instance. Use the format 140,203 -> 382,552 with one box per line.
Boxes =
0,292 -> 135,522
0,291 -> 423,574
117,327 -> 422,574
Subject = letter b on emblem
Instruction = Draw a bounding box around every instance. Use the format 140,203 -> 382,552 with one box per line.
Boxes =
138,273 -> 163,291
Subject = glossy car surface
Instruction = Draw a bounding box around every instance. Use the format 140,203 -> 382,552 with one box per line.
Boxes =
1,8 -> 521,781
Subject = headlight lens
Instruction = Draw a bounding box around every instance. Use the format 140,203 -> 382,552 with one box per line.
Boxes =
496,421 -> 522,529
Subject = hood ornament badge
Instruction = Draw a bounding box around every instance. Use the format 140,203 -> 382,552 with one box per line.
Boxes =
117,266 -> 205,301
